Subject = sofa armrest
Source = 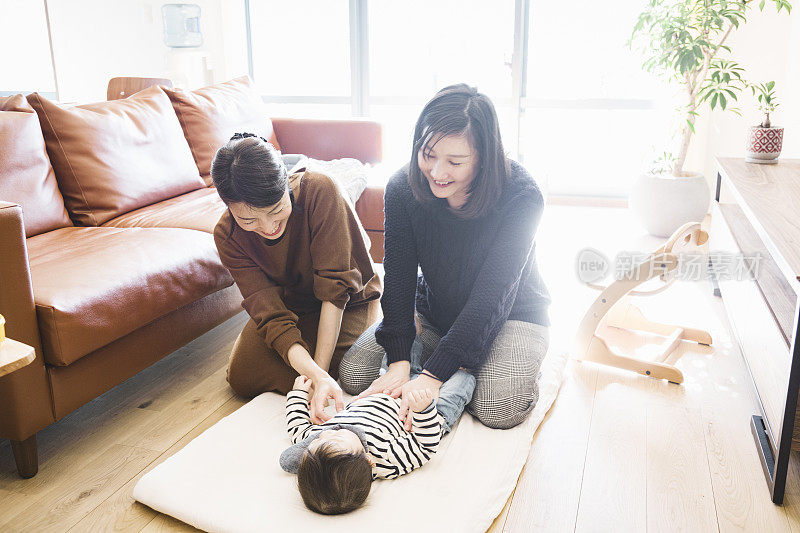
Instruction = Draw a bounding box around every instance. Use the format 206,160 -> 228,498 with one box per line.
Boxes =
355,185 -> 385,263
271,117 -> 382,164
355,185 -> 385,232
0,202 -> 55,440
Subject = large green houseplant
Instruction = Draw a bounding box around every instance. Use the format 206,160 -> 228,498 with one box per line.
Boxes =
627,0 -> 792,236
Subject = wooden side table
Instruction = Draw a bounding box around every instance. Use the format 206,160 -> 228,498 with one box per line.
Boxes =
0,337 -> 35,378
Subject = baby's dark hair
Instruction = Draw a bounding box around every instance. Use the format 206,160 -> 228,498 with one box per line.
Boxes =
297,442 -> 372,515
210,133 -> 287,208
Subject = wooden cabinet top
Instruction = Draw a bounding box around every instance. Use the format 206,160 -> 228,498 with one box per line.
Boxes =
717,157 -> 800,281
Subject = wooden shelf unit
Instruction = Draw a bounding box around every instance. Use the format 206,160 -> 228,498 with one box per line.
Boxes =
711,157 -> 800,504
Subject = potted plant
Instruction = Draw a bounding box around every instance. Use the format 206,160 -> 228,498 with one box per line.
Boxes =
628,0 -> 791,237
746,80 -> 784,163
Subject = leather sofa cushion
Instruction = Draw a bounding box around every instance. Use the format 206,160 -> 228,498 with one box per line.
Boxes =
0,95 -> 72,237
103,187 -> 227,233
27,226 -> 234,366
27,87 -> 204,226
162,76 -> 280,186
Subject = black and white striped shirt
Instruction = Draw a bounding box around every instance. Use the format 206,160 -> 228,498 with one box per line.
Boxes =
285,390 -> 442,479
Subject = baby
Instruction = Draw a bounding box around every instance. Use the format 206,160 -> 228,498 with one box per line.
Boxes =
280,360 -> 475,514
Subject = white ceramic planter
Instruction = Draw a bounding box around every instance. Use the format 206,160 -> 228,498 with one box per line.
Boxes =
629,172 -> 710,237
745,125 -> 784,164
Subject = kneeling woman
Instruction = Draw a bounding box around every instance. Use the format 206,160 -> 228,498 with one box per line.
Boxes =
340,85 -> 551,430
212,134 -> 381,422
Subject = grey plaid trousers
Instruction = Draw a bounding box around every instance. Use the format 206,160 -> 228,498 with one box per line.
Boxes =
339,315 -> 549,429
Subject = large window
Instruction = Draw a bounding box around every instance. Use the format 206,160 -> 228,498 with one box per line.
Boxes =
247,0 -> 672,196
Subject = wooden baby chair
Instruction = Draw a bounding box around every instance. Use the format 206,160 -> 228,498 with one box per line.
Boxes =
575,221 -> 712,384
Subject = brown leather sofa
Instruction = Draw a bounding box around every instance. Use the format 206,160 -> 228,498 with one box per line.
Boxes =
0,76 -> 385,478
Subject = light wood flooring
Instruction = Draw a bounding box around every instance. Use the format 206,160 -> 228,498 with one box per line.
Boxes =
1,205 -> 799,532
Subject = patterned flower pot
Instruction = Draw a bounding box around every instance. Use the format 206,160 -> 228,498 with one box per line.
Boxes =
745,126 -> 784,164
630,172 -> 710,237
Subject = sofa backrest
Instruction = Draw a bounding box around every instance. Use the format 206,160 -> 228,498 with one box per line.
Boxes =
162,76 -> 280,186
0,95 -> 73,237
27,86 -> 204,226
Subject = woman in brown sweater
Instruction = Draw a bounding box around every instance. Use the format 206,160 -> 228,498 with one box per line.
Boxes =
211,133 -> 382,423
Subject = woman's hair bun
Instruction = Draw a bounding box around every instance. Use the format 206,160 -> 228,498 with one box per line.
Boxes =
211,133 -> 288,208
230,132 -> 272,144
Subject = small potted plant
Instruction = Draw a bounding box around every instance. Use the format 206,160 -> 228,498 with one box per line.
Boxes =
745,81 -> 784,164
628,0 -> 791,237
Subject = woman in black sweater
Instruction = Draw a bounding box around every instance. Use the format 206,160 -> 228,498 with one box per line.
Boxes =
340,84 -> 551,429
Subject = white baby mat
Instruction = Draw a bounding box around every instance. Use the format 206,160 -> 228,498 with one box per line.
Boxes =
133,348 -> 569,533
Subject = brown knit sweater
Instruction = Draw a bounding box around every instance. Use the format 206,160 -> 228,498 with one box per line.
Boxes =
213,170 -> 382,362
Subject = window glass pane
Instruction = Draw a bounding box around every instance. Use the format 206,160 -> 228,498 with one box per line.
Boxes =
249,0 -> 350,97
523,0 -> 674,196
368,0 -> 515,101
369,104 -> 417,169
520,108 -> 673,197
0,1 -> 56,94
527,0 -> 667,100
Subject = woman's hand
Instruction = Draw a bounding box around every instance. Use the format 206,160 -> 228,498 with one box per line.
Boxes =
398,374 -> 443,431
356,360 -> 412,400
286,343 -> 343,423
308,372 -> 344,424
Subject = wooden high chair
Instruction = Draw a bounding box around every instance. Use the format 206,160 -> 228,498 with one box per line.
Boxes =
575,221 -> 712,384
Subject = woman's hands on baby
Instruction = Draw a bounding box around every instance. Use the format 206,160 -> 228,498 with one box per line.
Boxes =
294,373 -> 344,424
355,314 -> 424,400
355,360 -> 411,400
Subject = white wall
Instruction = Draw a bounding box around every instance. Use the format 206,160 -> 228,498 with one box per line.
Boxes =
1,0 -> 249,103
692,6 -> 797,184
0,1 -> 57,94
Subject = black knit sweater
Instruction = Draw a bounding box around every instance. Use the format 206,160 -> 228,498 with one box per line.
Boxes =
375,160 -> 551,381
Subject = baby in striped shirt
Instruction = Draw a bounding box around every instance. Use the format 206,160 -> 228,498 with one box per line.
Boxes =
281,366 -> 475,515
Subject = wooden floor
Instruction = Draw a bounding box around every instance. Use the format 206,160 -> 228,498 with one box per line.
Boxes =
1,205 -> 799,532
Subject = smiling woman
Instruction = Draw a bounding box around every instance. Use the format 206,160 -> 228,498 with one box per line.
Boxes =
209,133 -> 382,423
340,84 -> 552,431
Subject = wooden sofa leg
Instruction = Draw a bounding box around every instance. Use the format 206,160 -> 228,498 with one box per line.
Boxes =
10,434 -> 38,478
